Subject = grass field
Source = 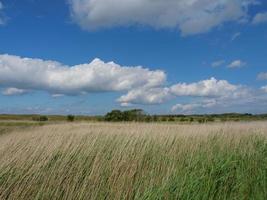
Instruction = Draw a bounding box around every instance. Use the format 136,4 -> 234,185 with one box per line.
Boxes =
0,122 -> 266,199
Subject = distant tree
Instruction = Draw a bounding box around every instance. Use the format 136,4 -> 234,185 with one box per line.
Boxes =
206,117 -> 215,122
105,110 -> 123,122
162,117 -> 167,122
39,116 -> 48,121
32,116 -> 40,121
152,115 -> 158,122
105,109 -> 146,122
198,118 -> 205,124
67,115 -> 75,122
168,117 -> 175,122
145,116 -> 152,122
32,115 -> 48,122
180,117 -> 187,122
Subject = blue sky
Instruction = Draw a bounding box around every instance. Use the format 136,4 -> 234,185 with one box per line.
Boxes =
0,0 -> 267,115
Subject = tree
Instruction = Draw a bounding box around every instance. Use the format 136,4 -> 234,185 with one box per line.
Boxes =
104,109 -> 146,122
67,115 -> 75,122
105,110 -> 123,122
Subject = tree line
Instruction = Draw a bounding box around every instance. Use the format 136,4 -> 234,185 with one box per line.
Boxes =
1,110 -> 266,123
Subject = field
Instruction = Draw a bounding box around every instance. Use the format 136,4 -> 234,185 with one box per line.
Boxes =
0,122 -> 266,199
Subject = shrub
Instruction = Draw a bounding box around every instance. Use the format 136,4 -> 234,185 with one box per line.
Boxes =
32,116 -> 48,122
168,117 -> 175,122
67,115 -> 75,122
198,118 -> 205,123
180,117 -> 188,122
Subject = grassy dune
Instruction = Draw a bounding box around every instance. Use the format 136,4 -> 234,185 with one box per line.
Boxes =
0,122 -> 266,200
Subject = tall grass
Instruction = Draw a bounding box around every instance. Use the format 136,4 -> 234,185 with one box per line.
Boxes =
0,122 -> 266,199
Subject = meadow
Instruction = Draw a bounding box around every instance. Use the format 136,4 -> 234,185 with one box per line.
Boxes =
0,122 -> 266,199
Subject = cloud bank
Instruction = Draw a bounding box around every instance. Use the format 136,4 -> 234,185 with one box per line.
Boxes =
69,0 -> 256,35
1,54 -> 266,113
0,54 -> 165,95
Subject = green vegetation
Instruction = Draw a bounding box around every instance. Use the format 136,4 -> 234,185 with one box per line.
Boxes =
0,111 -> 267,124
104,110 -> 267,123
105,109 -> 146,122
0,122 -> 266,199
67,115 -> 75,122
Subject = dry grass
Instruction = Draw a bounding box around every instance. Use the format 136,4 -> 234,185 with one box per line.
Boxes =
0,122 -> 266,200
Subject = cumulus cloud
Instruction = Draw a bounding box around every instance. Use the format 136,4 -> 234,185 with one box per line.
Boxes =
172,99 -> 217,112
117,77 -> 250,106
0,54 -> 166,95
170,77 -> 243,97
257,72 -> 267,80
69,0 -> 256,35
2,88 -> 28,96
169,78 -> 254,113
171,87 -> 258,114
227,60 -> 246,68
118,87 -> 172,105
252,12 -> 267,25
1,54 -> 265,113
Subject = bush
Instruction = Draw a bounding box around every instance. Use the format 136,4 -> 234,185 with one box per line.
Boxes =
32,116 -> 48,122
198,118 -> 205,124
206,117 -> 215,122
180,117 -> 188,122
168,117 -> 175,122
67,115 -> 75,122
39,116 -> 48,121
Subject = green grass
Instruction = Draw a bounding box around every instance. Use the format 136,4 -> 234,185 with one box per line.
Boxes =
0,123 -> 266,199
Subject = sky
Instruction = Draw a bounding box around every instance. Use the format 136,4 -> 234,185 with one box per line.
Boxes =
0,0 -> 267,115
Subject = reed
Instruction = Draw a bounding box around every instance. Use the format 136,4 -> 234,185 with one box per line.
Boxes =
0,122 -> 266,199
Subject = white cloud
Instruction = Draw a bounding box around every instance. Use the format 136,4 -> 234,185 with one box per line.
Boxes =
172,99 -> 217,112
0,1 -> 4,25
52,94 -> 65,98
257,72 -> 267,80
252,12 -> 267,25
170,77 -> 242,97
1,54 -> 265,113
231,32 -> 241,41
118,87 -> 172,105
169,78 -> 254,113
0,54 -> 166,95
171,88 -> 259,113
2,88 -> 28,96
117,77 -> 250,106
172,103 -> 201,112
262,86 -> 267,92
227,60 -> 246,68
211,60 -> 225,67
69,0 -> 256,36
